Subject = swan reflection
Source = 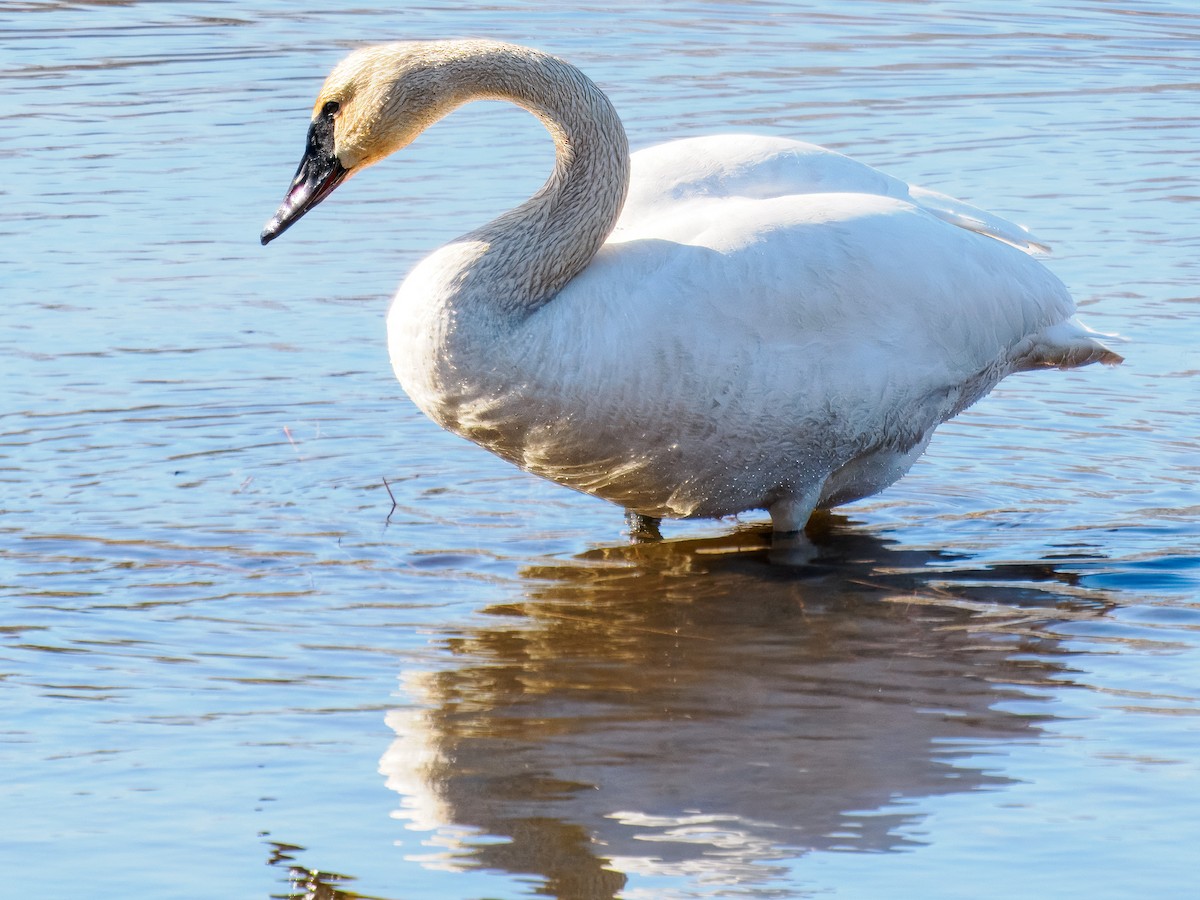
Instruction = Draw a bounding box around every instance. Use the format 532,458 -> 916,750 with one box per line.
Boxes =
380,520 -> 1108,897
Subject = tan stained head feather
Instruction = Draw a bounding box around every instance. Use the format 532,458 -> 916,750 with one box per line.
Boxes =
311,41 -> 522,172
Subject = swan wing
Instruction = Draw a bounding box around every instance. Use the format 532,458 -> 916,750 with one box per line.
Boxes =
621,134 -> 1049,254
588,192 -> 1072,397
908,185 -> 1050,254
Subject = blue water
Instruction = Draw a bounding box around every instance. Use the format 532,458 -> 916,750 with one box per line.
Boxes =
2,2 -> 1198,898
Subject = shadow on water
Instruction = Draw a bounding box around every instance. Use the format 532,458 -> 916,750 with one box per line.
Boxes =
270,516 -> 1114,899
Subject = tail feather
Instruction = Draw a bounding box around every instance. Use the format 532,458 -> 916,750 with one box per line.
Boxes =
1014,319 -> 1124,371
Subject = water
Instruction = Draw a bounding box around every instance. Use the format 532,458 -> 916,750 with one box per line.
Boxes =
2,1 -> 1198,897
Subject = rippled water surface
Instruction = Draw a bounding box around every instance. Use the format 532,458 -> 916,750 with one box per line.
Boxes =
3,2 -> 1199,898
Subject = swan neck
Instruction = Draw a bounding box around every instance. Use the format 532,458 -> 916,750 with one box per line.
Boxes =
433,44 -> 630,315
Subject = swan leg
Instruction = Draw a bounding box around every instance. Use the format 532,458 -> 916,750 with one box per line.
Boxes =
624,510 -> 663,542
768,482 -> 824,534
767,483 -> 824,565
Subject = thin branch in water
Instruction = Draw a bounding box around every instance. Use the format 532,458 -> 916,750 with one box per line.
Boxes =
382,476 -> 398,524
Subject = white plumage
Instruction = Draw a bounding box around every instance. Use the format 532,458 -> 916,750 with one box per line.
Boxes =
263,40 -> 1119,534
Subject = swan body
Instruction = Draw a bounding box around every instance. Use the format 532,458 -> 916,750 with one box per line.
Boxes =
263,40 -> 1119,532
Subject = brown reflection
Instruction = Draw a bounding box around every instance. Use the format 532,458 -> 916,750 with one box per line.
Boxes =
380,518 -> 1110,898
267,841 -> 382,900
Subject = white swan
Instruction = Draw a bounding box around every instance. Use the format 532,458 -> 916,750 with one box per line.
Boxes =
262,40 -> 1120,535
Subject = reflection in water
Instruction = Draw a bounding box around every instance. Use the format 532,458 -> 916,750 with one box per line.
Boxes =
268,841 -> 382,900
378,519 -> 1110,898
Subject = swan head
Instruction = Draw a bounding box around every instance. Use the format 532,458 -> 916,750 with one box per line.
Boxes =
260,42 -> 476,245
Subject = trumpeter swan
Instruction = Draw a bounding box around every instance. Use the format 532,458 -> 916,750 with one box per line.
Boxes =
262,40 -> 1119,538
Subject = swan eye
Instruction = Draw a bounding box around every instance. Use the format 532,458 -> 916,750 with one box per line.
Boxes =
321,101 -> 340,117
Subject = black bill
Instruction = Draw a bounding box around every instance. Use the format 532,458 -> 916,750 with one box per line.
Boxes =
260,104 -> 348,245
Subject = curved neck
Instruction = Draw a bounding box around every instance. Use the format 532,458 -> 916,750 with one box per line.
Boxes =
422,43 -> 631,316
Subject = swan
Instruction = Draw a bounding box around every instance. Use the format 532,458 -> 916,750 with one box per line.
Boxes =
261,39 -> 1120,536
